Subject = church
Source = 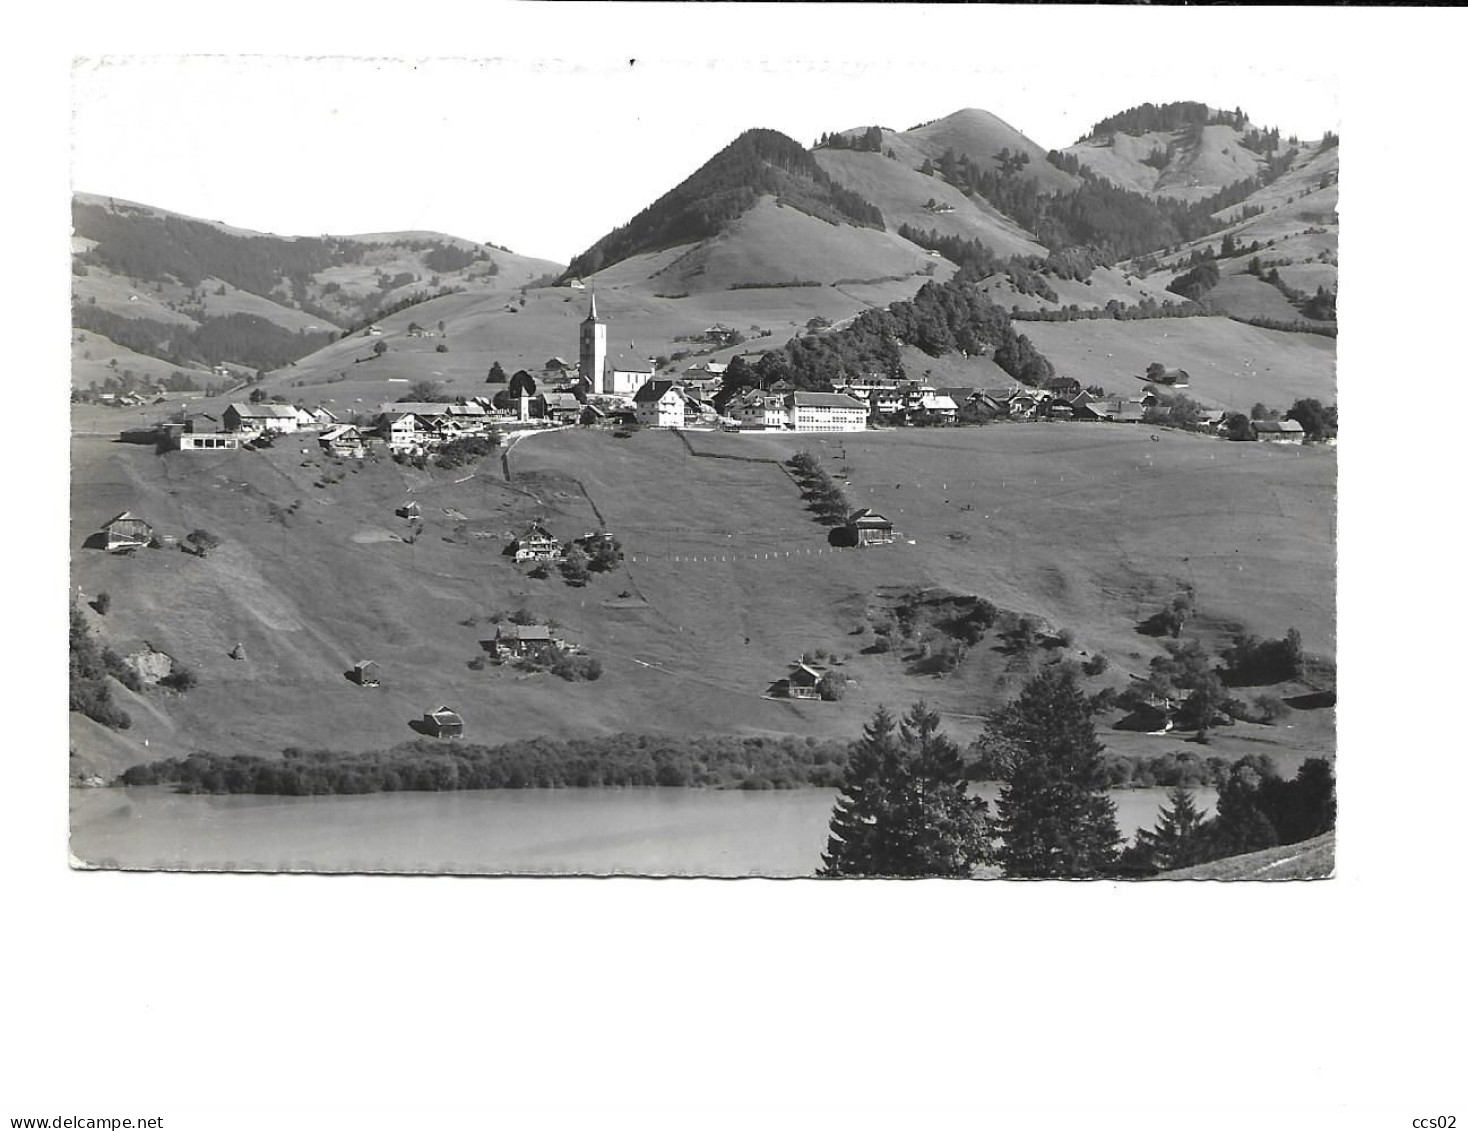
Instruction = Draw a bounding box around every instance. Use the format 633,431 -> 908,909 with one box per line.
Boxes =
578,294 -> 655,397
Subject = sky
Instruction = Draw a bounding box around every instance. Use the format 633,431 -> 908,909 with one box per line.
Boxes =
67,6 -> 1347,265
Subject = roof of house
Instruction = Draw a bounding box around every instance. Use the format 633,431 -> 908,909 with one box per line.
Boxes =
539,392 -> 582,410
1253,418 -> 1305,432
919,394 -> 959,412
545,356 -> 572,369
320,425 -> 360,442
936,387 -> 977,403
787,392 -> 866,410
789,662 -> 825,682
517,522 -> 557,542
634,380 -> 684,404
847,508 -> 892,527
499,624 -> 553,642
105,510 -> 151,527
228,402 -> 298,419
426,706 -> 463,725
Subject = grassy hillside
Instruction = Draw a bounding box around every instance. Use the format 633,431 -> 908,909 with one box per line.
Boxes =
564,129 -> 886,280
1018,316 -> 1335,413
1064,124 -> 1269,202
813,148 -> 1046,259
1162,831 -> 1334,879
71,419 -> 1334,786
902,109 -> 1081,195
71,193 -> 560,385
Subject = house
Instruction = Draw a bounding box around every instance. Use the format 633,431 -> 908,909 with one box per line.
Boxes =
223,403 -> 301,434
298,405 -> 338,430
913,392 -> 959,423
703,323 -> 738,345
633,380 -> 688,428
422,705 -> 464,738
734,389 -> 788,430
773,661 -> 826,700
319,424 -> 366,457
351,659 -> 380,687
102,511 -> 153,552
544,356 -> 573,374
1044,376 -> 1083,397
579,403 -> 607,427
785,391 -> 867,433
491,623 -> 558,660
537,391 -> 584,424
846,508 -> 895,546
512,522 -> 560,562
377,411 -> 427,450
1253,419 -> 1305,443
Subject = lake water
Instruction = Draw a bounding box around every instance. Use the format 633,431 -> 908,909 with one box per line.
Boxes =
69,785 -> 1215,877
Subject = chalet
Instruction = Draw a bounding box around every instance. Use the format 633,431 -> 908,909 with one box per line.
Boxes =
633,380 -> 688,428
734,389 -> 788,430
567,277 -> 587,290
422,705 -> 464,738
1070,399 -> 1114,422
351,659 -> 380,687
1253,419 -> 1305,443
223,403 -> 301,435
702,324 -> 738,345
846,508 -> 895,546
537,391 -> 584,424
544,356 -> 573,374
102,511 -> 153,552
512,522 -> 560,562
399,500 -> 421,519
579,402 -> 607,427
297,405 -> 338,430
682,394 -> 720,428
913,392 -> 959,423
1044,376 -> 1083,397
785,391 -> 867,433
378,411 -> 427,450
319,424 -> 366,458
772,661 -> 826,700
491,623 -> 558,660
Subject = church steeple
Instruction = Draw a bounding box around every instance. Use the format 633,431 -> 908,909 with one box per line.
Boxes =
578,291 -> 607,393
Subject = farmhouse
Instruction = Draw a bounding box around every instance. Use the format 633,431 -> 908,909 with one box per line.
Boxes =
1253,419 -> 1306,443
422,706 -> 464,738
633,380 -> 688,428
102,511 -> 153,552
536,391 -> 584,424
491,623 -> 558,660
772,661 -> 826,700
785,391 -> 867,433
377,411 -> 428,451
845,508 -> 895,546
319,424 -> 366,458
512,522 -> 561,562
223,403 -> 301,435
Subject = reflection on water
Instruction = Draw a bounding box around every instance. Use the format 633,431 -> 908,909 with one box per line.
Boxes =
70,785 -> 1215,877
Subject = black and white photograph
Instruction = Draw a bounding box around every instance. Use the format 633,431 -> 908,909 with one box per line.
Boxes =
10,2 -> 1464,1126
65,37 -> 1343,881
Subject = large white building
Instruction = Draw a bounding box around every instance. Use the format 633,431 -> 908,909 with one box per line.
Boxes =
633,380 -> 688,428
784,391 -> 868,433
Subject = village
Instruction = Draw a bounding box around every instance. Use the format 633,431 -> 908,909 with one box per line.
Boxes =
137,294 -> 1310,458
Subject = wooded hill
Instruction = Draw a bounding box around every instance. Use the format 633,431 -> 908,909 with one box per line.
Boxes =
563,129 -> 886,280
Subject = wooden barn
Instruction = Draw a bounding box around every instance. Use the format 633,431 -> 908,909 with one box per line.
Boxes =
845,508 -> 895,546
772,662 -> 826,700
423,705 -> 464,738
102,511 -> 154,552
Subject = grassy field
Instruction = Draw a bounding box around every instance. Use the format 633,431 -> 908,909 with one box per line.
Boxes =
1163,832 -> 1334,880
1018,316 -> 1336,412
70,418 -> 1335,786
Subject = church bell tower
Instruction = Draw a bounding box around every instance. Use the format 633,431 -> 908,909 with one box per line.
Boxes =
579,293 -> 607,394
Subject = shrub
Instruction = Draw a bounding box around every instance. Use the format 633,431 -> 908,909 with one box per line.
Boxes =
91,591 -> 111,615
159,664 -> 197,692
185,529 -> 222,557
817,671 -> 846,700
551,653 -> 603,682
435,343 -> 449,353
1082,653 -> 1109,677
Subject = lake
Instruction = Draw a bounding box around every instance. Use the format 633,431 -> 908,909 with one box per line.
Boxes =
69,784 -> 1215,877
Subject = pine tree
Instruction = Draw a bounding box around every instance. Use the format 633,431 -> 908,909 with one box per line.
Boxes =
820,702 -> 991,877
992,667 -> 1121,878
1135,784 -> 1208,871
